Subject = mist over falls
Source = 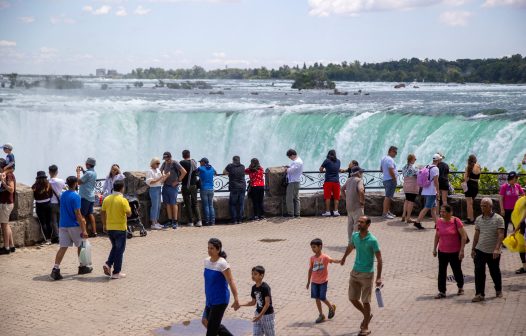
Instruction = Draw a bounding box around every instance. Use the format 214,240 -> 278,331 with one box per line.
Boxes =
0,79 -> 525,184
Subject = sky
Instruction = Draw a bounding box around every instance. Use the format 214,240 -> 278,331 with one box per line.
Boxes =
0,0 -> 525,75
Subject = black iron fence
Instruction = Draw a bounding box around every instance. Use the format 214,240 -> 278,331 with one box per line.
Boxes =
95,170 -> 524,195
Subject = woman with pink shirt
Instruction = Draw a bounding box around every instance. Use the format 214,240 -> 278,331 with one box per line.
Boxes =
499,171 -> 524,235
432,204 -> 468,299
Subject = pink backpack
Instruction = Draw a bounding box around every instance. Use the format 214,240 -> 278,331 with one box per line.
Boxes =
417,165 -> 435,188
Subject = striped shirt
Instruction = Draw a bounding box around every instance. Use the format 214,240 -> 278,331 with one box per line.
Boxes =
475,213 -> 504,254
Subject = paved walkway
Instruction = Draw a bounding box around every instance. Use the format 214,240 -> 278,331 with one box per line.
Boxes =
1,216 -> 525,336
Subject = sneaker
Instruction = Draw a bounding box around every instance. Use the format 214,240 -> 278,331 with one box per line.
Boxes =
413,222 -> 425,230
434,292 -> 446,299
187,222 -> 194,227
172,221 -> 178,230
9,247 -> 15,253
51,237 -> 59,244
387,211 -> 396,217
321,211 -> 331,217
328,304 -> 336,319
50,268 -> 63,281
163,222 -> 171,229
195,221 -> 202,227
457,289 -> 465,296
103,264 -> 111,276
151,223 -> 164,230
472,294 -> 485,302
111,273 -> 126,279
382,213 -> 395,219
78,265 -> 93,275
333,211 -> 340,217
315,314 -> 325,324
496,291 -> 503,298
0,247 -> 10,255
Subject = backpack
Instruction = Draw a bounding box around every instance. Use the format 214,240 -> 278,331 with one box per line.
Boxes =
417,165 -> 435,188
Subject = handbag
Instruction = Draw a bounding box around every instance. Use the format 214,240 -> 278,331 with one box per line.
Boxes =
454,216 -> 470,244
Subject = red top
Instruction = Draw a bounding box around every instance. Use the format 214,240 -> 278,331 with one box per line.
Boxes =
436,217 -> 463,253
245,167 -> 264,187
0,172 -> 16,204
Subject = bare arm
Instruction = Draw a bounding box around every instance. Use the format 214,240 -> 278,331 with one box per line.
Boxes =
306,267 -> 312,289
319,165 -> 325,173
239,298 -> 256,307
178,167 -> 187,182
223,268 -> 240,310
74,209 -> 88,238
433,230 -> 439,257
471,229 -> 480,258
375,251 -> 383,287
433,176 -> 439,198
389,167 -> 396,181
458,227 -> 467,260
253,297 -> 271,322
340,244 -> 354,265
499,195 -> 505,216
494,228 -> 504,259
101,210 -> 107,232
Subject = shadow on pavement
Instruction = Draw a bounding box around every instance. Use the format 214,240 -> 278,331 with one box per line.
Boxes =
32,274 -> 76,282
76,276 -> 110,283
152,318 -> 251,336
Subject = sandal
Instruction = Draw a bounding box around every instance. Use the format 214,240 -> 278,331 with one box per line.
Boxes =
360,314 -> 373,329
434,292 -> 446,299
358,331 -> 372,336
515,267 -> 526,274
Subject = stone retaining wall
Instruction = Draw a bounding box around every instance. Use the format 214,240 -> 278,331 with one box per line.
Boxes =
0,169 -> 500,247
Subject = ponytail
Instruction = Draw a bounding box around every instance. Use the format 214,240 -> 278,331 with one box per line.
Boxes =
219,251 -> 227,259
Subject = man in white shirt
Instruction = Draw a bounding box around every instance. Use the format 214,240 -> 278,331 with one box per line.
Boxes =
413,155 -> 440,229
285,149 -> 303,218
48,165 -> 65,244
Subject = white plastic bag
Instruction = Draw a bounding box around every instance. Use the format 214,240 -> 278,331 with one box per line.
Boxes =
79,239 -> 92,266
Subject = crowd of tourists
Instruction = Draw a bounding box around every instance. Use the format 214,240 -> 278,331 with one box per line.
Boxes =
1,142 -> 525,336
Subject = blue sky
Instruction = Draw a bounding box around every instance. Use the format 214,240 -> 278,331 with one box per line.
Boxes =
0,0 -> 525,75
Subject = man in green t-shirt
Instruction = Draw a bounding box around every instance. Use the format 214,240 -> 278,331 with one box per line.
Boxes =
341,216 -> 383,336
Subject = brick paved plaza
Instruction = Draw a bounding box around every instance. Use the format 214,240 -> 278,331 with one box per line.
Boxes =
1,216 -> 525,336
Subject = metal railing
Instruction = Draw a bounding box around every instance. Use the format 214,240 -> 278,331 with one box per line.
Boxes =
94,171 -> 524,195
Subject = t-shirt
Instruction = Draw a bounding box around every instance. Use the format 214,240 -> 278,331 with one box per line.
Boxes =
79,168 -> 97,202
59,190 -> 81,228
5,153 -> 15,169
146,168 -> 163,188
344,177 -> 364,211
225,163 -> 246,191
437,162 -> 449,183
160,160 -> 183,186
321,159 -> 341,183
436,217 -> 463,253
180,159 -> 198,187
246,167 -> 265,187
287,157 -> 304,183
102,193 -> 131,231
351,231 -> 380,273
49,177 -> 65,204
499,183 -> 524,210
251,282 -> 274,315
380,156 -> 397,181
475,213 -> 505,254
421,165 -> 439,196
0,172 -> 15,204
310,253 -> 330,284
204,257 -> 230,306
198,165 -> 216,190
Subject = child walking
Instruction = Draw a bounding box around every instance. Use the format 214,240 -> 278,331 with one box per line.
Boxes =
306,238 -> 339,323
239,266 -> 275,336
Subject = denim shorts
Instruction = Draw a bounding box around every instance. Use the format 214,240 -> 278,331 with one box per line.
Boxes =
311,281 -> 328,301
80,198 -> 94,216
162,185 -> 179,205
424,195 -> 437,209
383,179 -> 396,198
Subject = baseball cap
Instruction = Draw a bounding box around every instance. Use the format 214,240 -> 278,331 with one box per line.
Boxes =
86,157 -> 96,166
432,154 -> 442,161
437,152 -> 445,159
350,166 -> 364,175
508,171 -> 518,180
3,143 -> 13,150
199,157 -> 209,164
163,151 -> 172,159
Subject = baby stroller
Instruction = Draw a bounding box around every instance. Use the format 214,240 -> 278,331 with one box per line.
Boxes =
125,194 -> 147,239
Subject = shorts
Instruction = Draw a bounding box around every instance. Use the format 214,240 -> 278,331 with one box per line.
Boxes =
439,180 -> 449,191
253,312 -> 276,336
80,198 -> 94,216
162,185 -> 179,205
405,193 -> 417,203
311,281 -> 328,301
383,179 -> 396,199
424,195 -> 437,209
464,181 -> 478,198
0,203 -> 14,223
348,270 -> 374,303
323,182 -> 341,200
58,227 -> 83,247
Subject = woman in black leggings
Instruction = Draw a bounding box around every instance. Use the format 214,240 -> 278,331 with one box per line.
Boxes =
202,238 -> 240,336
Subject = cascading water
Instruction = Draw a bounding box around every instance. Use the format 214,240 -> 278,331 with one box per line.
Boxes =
1,79 -> 525,184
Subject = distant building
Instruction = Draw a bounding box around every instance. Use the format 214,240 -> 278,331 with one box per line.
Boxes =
107,69 -> 118,77
96,68 -> 106,77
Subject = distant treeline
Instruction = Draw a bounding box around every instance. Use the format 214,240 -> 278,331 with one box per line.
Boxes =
126,55 -> 526,84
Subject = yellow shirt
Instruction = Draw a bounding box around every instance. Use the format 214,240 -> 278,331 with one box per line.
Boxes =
102,193 -> 131,231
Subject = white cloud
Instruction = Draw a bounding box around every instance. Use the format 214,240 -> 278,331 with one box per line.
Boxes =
82,5 -> 93,12
444,0 -> 469,5
134,5 -> 151,15
116,7 -> 128,16
50,15 -> 76,24
212,51 -> 226,58
0,40 -> 16,47
483,0 -> 526,7
40,47 -> 58,54
439,10 -> 472,26
308,0 -> 444,16
148,0 -> 238,3
0,1 -> 10,10
93,5 -> 112,15
19,16 -> 35,23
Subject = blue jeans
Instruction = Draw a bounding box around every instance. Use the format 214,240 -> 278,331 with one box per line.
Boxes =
149,186 -> 162,222
229,190 -> 245,222
200,189 -> 215,224
106,230 -> 127,274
